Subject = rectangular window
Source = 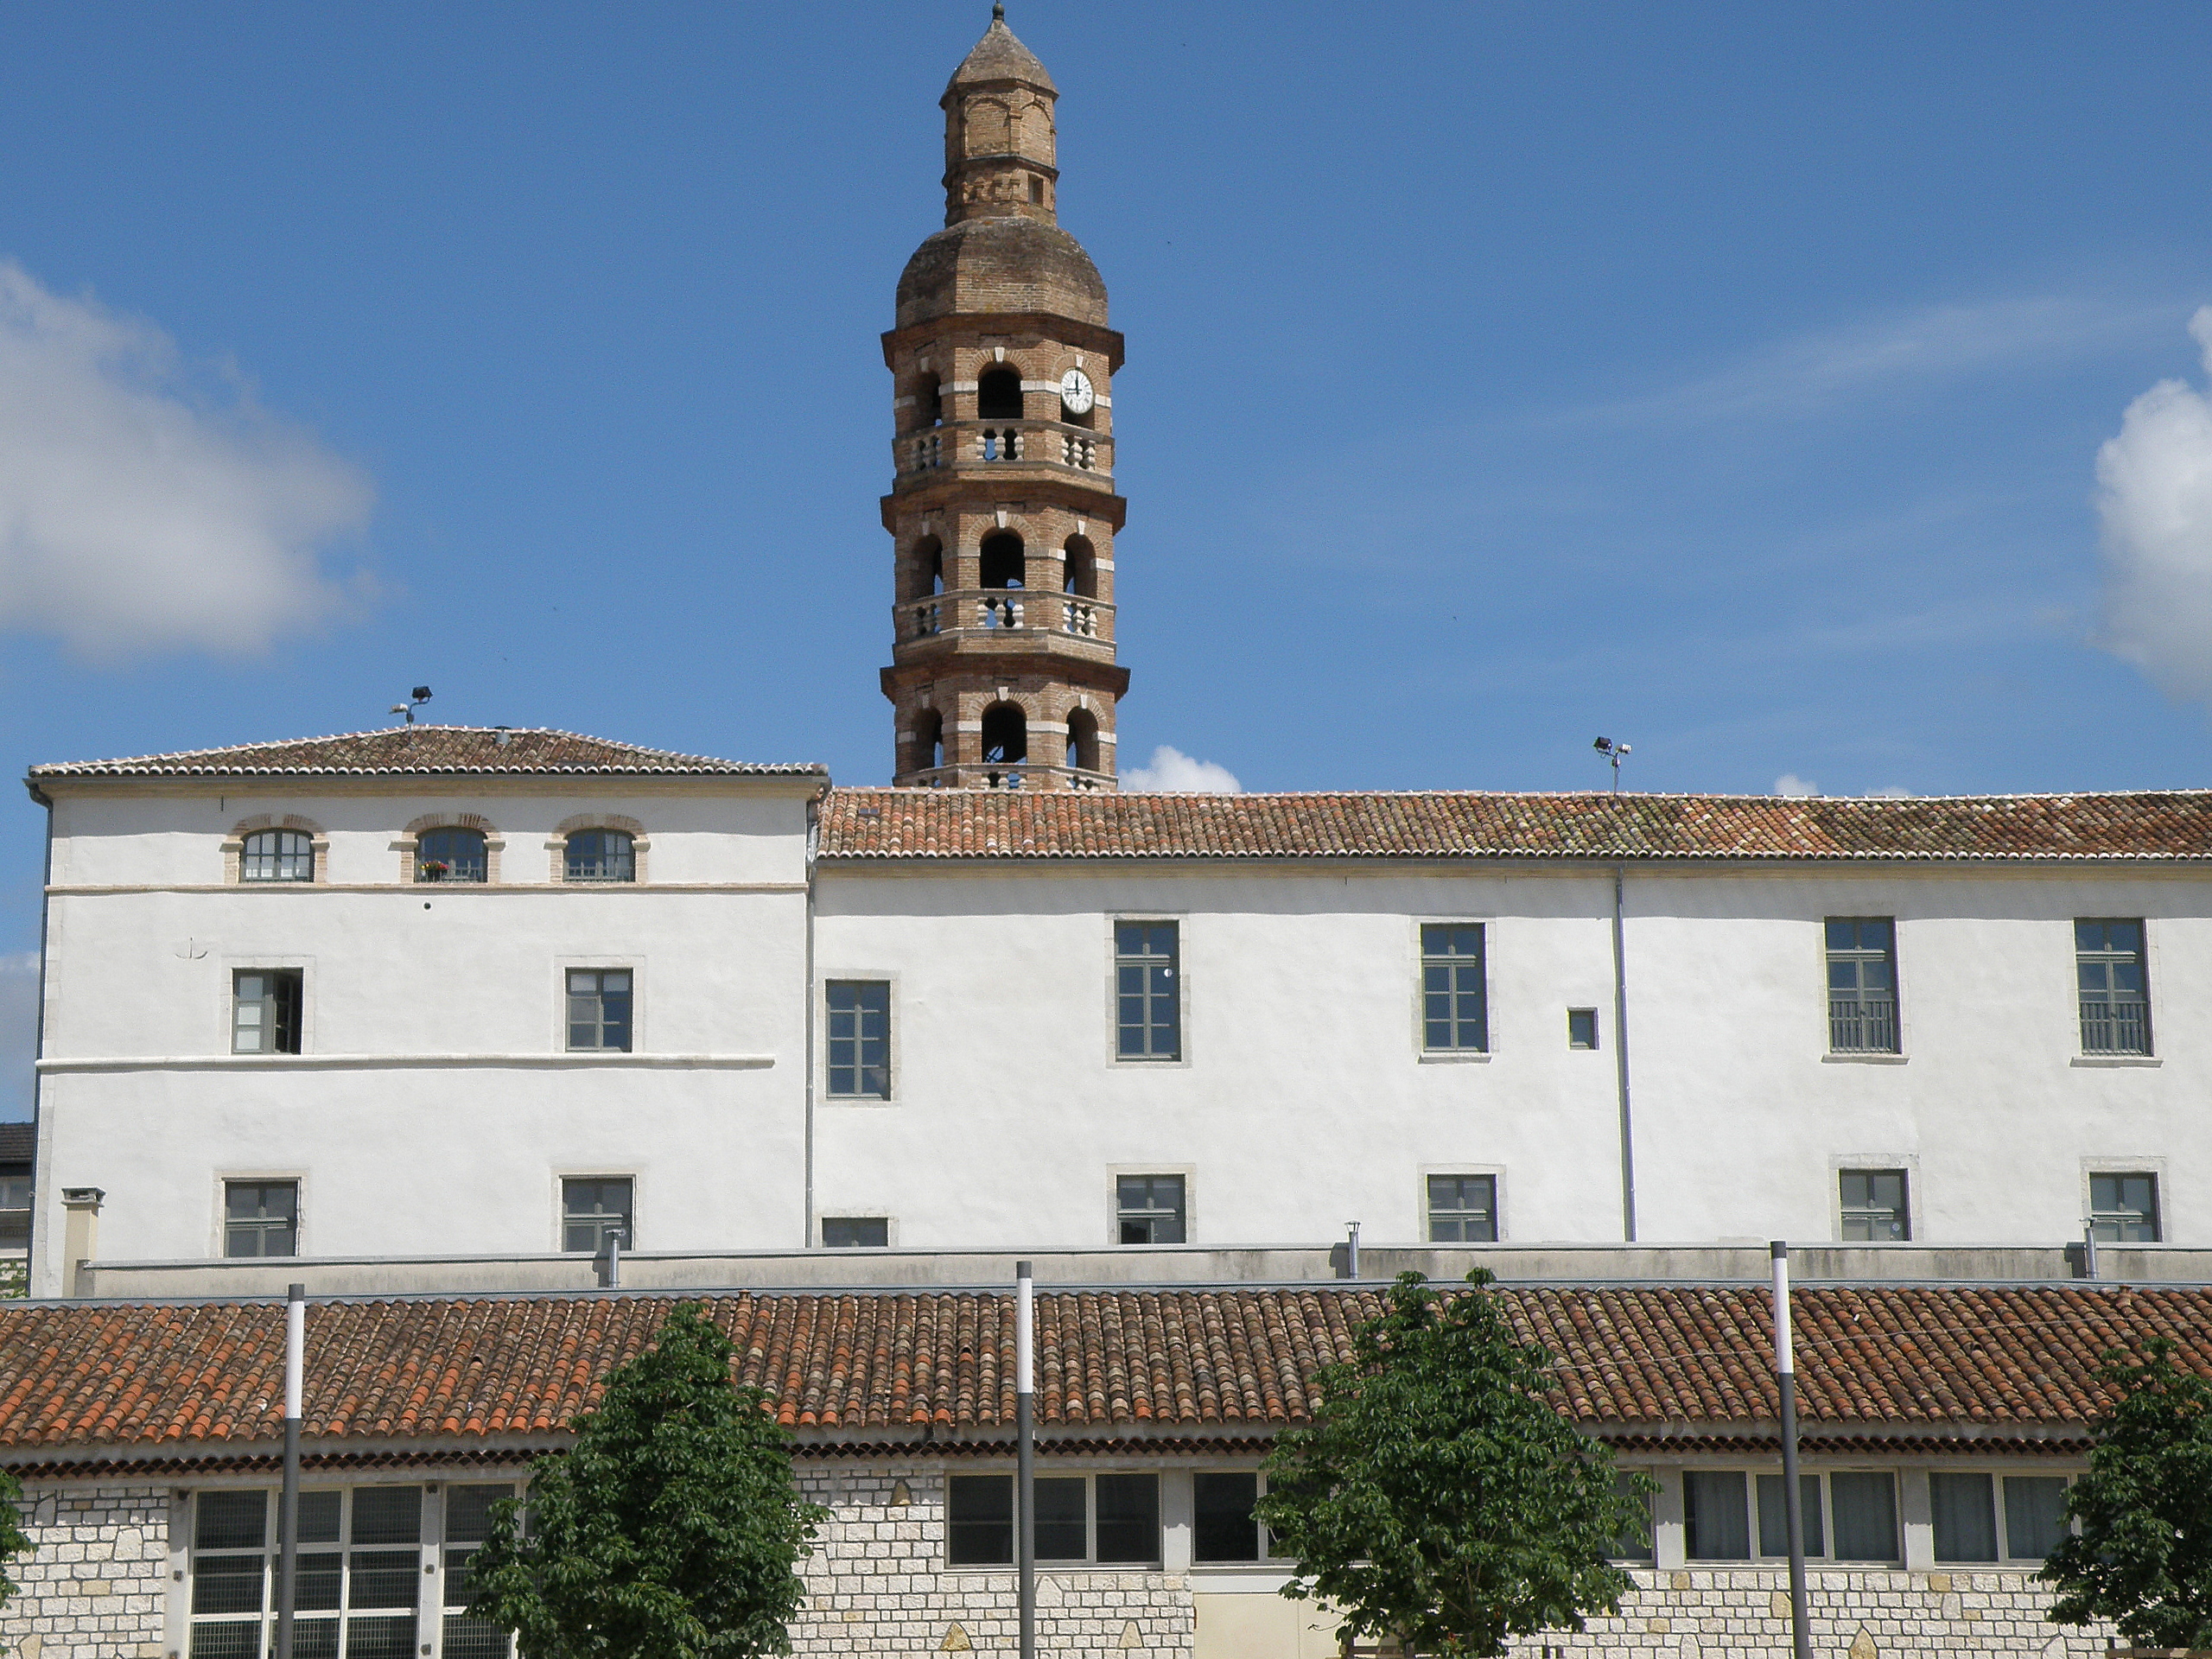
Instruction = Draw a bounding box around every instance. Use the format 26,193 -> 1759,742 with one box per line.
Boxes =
442,1484 -> 520,1658
1826,918 -> 1898,1053
2090,1172 -> 2160,1243
1427,1173 -> 1497,1243
562,1177 -> 632,1254
1930,1471 -> 1999,1563
232,969 -> 303,1055
1756,1473 -> 1824,1558
944,1473 -> 1161,1566
1839,1169 -> 1910,1242
1421,924 -> 1488,1052
225,1180 -> 298,1258
1117,1174 -> 1185,1245
822,1217 -> 889,1248
566,969 -> 632,1052
1611,1469 -> 1655,1563
825,981 -> 892,1098
1567,1007 -> 1599,1049
188,1485 -> 441,1659
2004,1475 -> 2071,1560
0,1172 -> 30,1251
1683,1470 -> 1751,1560
1116,922 -> 1181,1060
1828,1471 -> 1898,1560
2077,919 -> 2152,1056
1193,1472 -> 1263,1563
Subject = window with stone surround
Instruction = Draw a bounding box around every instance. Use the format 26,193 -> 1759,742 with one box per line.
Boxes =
2076,918 -> 2152,1055
1117,1174 -> 1185,1244
2089,1172 -> 2159,1243
562,1177 -> 632,1254
822,1217 -> 890,1248
1839,1169 -> 1910,1241
225,1180 -> 299,1258
1115,921 -> 1179,1060
184,1483 -> 528,1658
1683,1468 -> 1898,1563
1826,918 -> 1899,1053
563,830 -> 635,883
232,969 -> 303,1055
416,826 -> 488,884
240,829 -> 315,882
825,981 -> 891,1098
945,1472 -> 1160,1567
1930,1471 -> 2072,1563
1427,1173 -> 1497,1243
566,969 -> 632,1052
1421,925 -> 1488,1052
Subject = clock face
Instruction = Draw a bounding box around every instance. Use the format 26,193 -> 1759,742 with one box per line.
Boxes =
1059,368 -> 1096,416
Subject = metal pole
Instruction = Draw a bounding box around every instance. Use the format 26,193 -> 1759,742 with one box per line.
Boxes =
1016,1261 -> 1036,1659
1611,868 -> 1637,1241
1770,1243 -> 1812,1659
276,1282 -> 306,1659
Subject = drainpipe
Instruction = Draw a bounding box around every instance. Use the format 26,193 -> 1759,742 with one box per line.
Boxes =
1611,867 -> 1638,1242
27,781 -> 52,1296
803,791 -> 822,1249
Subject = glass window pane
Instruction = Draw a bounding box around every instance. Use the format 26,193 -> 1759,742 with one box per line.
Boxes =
823,1217 -> 890,1248
191,1554 -> 265,1616
2004,1476 -> 2070,1561
349,1487 -> 423,1545
1095,1474 -> 1160,1564
1829,1471 -> 1898,1560
348,1548 -> 420,1609
197,1490 -> 269,1551
1193,1473 -> 1261,1563
1683,1471 -> 1750,1560
341,1614 -> 419,1659
444,1485 -> 512,1547
190,1625 -> 263,1659
298,1490 -> 341,1545
1929,1472 -> 1998,1563
1034,1477 -> 1087,1561
1756,1474 -> 1822,1558
1611,1470 -> 1654,1562
947,1475 -> 1014,1565
295,1550 -> 342,1612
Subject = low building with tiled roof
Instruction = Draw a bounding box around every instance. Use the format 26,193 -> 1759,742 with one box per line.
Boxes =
0,1281 -> 2152,1656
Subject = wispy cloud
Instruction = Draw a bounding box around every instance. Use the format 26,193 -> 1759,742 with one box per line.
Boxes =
0,260 -> 372,659
1122,746 -> 1241,792
1589,295 -> 2169,428
2095,307 -> 2212,705
1773,772 -> 1819,798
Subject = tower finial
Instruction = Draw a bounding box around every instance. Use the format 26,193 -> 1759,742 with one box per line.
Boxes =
993,3 -> 1004,19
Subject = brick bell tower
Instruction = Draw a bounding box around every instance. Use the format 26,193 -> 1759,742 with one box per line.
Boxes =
880,4 -> 1128,790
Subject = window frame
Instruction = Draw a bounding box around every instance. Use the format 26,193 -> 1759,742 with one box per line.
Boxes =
1192,1468 -> 1279,1566
231,968 -> 305,1056
1111,918 -> 1185,1064
1415,920 -> 1491,1058
559,1175 -> 635,1255
404,817 -> 501,885
2075,918 -> 2152,1058
1566,1007 -> 1600,1050
1837,1166 -> 1912,1243
1424,1170 -> 1500,1243
943,1471 -> 1163,1568
1113,1170 -> 1190,1246
1823,916 -> 1902,1057
2087,1168 -> 2162,1243
221,1178 -> 302,1259
238,828 -> 316,883
821,1216 -> 893,1248
1929,1469 -> 2076,1565
562,828 -> 637,884
1681,1466 -> 1902,1565
564,967 -> 635,1053
823,978 -> 894,1101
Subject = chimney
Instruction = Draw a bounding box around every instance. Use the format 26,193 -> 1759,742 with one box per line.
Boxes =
60,1186 -> 104,1297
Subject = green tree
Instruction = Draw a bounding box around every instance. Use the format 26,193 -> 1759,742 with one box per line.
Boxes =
0,1465 -> 33,1614
467,1303 -> 824,1659
1256,1271 -> 1654,1659
2043,1338 -> 2212,1649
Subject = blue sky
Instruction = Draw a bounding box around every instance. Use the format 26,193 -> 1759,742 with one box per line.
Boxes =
5,1 -> 2212,1114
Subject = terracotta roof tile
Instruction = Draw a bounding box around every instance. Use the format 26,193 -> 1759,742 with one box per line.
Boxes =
0,1284 -> 2204,1463
817,787 -> 2212,863
31,727 -> 823,780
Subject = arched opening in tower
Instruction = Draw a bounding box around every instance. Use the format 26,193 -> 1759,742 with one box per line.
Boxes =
980,532 -> 1026,589
914,372 -> 942,429
981,702 -> 1028,765
1063,535 -> 1096,597
1066,708 -> 1100,774
903,535 -> 944,601
977,368 -> 1024,421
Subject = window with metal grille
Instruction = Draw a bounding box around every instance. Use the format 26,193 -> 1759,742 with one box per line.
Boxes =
2076,918 -> 2151,1055
1421,925 -> 1488,1052
233,969 -> 303,1055
1116,922 -> 1180,1060
187,1484 -> 434,1658
416,827 -> 487,883
945,1473 -> 1160,1566
562,1178 -> 632,1254
825,981 -> 891,1097
1825,918 -> 1898,1053
566,969 -> 632,1052
1427,1173 -> 1497,1243
442,1484 -> 520,1658
2090,1172 -> 2159,1243
240,829 -> 314,882
1839,1169 -> 1910,1241
1117,1174 -> 1185,1244
822,1217 -> 889,1248
225,1181 -> 298,1258
563,830 -> 635,883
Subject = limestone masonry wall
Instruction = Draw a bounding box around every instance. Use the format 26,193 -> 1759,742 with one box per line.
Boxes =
0,1484 -> 169,1659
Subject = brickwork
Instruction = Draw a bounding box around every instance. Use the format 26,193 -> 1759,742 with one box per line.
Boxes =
791,1469 -> 1193,1659
0,1483 -> 169,1659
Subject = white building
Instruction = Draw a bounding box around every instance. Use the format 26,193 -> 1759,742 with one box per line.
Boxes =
22,728 -> 2212,1297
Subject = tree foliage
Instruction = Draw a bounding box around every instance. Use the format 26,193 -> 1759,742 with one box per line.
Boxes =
466,1304 -> 824,1659
1255,1271 -> 1653,1659
0,1465 -> 33,1614
2043,1338 -> 2212,1649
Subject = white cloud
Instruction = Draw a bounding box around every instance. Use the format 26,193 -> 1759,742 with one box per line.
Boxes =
1866,786 -> 1915,799
1122,746 -> 1241,793
2094,308 -> 2212,704
1773,773 -> 1819,798
0,260 -> 372,658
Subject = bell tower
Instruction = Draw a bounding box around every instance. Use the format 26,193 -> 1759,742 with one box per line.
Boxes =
880,4 -> 1128,789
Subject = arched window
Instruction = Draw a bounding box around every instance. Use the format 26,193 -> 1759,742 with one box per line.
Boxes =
416,827 -> 488,883
977,367 -> 1023,421
240,829 -> 314,882
916,372 -> 942,429
980,531 -> 1026,589
565,830 -> 636,883
907,709 -> 944,775
981,702 -> 1028,765
903,535 -> 944,601
1063,535 -> 1097,598
1066,709 -> 1101,774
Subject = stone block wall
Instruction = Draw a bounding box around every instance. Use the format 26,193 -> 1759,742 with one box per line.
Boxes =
791,1467 -> 1194,1659
0,1483 -> 168,1659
